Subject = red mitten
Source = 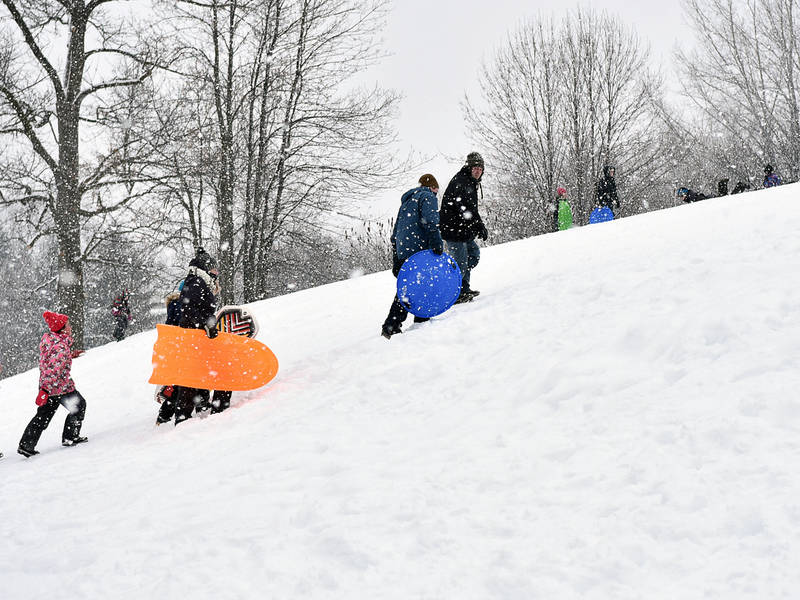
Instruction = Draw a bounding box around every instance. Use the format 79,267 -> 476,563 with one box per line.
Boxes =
71,350 -> 84,359
35,389 -> 49,406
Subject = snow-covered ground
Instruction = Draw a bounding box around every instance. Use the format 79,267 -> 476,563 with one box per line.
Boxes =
2,186 -> 799,599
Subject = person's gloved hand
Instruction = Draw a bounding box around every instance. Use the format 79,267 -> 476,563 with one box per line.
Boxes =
477,223 -> 489,241
71,349 -> 85,359
35,389 -> 49,406
204,317 -> 219,339
432,241 -> 444,255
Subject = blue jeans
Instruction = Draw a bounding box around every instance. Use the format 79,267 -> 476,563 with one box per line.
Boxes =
445,239 -> 480,291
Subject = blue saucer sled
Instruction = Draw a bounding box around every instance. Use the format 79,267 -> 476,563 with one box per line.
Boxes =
397,250 -> 462,318
589,206 -> 615,224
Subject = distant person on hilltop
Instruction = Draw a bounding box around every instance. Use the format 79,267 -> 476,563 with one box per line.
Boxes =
731,181 -> 751,194
677,187 -> 711,203
439,152 -> 488,304
553,186 -> 572,231
595,165 -> 620,215
381,174 -> 444,339
717,178 -> 729,196
111,289 -> 132,342
763,164 -> 782,188
18,311 -> 88,457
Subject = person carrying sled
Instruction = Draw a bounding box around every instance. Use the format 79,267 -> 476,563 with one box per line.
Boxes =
153,281 -> 185,416
554,186 -> 572,231
160,248 -> 227,425
18,312 -> 88,457
595,165 -> 620,215
677,187 -> 711,203
439,152 -> 488,304
763,164 -> 782,188
381,174 -> 444,339
111,289 -> 132,341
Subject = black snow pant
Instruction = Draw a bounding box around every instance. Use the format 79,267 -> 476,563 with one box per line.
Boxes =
382,295 -> 429,333
19,390 -> 87,450
159,388 -> 230,422
113,316 -> 128,341
173,386 -> 211,424
210,390 -> 232,414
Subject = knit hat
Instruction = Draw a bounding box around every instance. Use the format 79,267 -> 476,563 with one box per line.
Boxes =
189,247 -> 218,274
556,186 -> 567,197
43,311 -> 68,333
418,174 -> 439,189
466,152 -> 484,169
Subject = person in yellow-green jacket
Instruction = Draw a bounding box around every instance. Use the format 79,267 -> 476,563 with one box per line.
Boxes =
555,186 -> 572,231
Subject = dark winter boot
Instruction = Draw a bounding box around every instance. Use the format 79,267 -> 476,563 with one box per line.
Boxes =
210,390 -> 232,414
455,288 -> 480,304
381,325 -> 402,339
17,446 -> 39,458
62,436 -> 88,447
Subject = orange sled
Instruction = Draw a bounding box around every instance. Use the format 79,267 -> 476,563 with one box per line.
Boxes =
149,324 -> 278,391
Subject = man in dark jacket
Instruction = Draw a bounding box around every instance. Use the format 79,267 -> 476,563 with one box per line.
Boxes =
677,187 -> 710,203
439,152 -> 488,303
111,290 -> 131,341
595,165 -> 620,214
381,174 -> 444,339
163,247 -> 221,425
731,181 -> 751,194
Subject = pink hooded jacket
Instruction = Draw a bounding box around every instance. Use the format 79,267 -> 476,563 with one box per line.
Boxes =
39,330 -> 75,395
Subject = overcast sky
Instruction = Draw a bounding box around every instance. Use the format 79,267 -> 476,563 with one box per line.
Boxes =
361,0 -> 687,219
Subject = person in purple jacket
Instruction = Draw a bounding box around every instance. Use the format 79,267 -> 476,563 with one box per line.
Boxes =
18,311 -> 88,457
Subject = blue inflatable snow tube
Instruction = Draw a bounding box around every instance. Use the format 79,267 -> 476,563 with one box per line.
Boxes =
589,206 -> 615,224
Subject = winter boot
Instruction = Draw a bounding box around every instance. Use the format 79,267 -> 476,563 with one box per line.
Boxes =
62,436 -> 88,447
155,385 -> 174,404
455,288 -> 480,304
381,325 -> 402,339
17,445 -> 39,457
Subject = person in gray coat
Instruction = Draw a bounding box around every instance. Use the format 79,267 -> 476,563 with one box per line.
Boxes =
381,174 -> 444,339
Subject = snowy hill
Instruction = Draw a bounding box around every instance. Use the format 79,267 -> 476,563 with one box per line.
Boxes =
2,186 -> 800,599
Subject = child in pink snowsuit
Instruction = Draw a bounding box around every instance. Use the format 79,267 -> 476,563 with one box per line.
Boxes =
18,311 -> 88,457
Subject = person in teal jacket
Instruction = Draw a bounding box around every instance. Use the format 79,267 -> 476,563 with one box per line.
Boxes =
381,174 -> 444,339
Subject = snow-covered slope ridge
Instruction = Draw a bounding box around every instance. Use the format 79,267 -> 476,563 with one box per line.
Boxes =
1,185 -> 799,599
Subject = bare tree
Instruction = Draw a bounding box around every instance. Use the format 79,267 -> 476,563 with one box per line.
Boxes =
0,0 -> 164,347
159,0 -> 399,302
679,0 -> 800,182
464,17 -> 563,240
465,8 -> 664,239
